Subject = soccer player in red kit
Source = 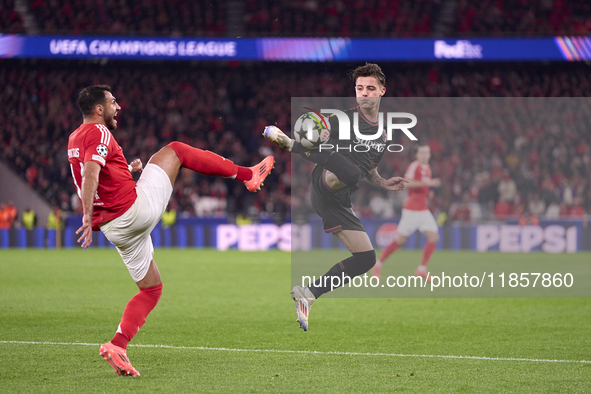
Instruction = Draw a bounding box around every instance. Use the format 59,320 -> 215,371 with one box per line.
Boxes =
68,85 -> 274,376
373,144 -> 440,281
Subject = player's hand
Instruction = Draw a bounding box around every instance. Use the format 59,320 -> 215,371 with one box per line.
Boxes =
383,177 -> 409,191
129,158 -> 143,174
429,178 -> 441,187
76,214 -> 93,249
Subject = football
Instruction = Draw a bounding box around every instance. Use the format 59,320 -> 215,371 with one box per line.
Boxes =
293,112 -> 331,149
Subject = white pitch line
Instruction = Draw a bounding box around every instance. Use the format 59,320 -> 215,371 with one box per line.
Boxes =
1,340 -> 589,364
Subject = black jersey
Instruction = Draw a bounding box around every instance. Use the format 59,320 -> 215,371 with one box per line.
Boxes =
327,106 -> 386,177
311,106 -> 387,208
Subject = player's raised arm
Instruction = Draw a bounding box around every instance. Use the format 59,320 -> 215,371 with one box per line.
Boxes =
76,160 -> 101,248
363,167 -> 408,191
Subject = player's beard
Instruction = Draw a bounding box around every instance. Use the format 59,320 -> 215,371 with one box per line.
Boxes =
105,112 -> 118,131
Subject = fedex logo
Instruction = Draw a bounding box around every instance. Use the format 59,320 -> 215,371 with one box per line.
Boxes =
434,40 -> 483,59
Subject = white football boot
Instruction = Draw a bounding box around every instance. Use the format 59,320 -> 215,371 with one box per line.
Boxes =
263,126 -> 294,152
291,285 -> 316,331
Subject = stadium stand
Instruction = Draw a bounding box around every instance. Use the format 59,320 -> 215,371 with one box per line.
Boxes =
28,0 -> 226,36
4,0 -> 589,37
2,1 -> 591,223
452,0 -> 591,37
0,0 -> 25,33
1,60 -> 590,222
244,0 -> 439,37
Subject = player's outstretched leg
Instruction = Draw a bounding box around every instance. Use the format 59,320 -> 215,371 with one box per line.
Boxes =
291,286 -> 316,331
263,126 -> 294,151
101,281 -> 162,376
163,142 -> 274,192
293,249 -> 376,331
263,126 -> 361,189
100,341 -> 140,377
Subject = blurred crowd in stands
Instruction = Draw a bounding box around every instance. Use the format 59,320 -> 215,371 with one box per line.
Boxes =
247,0 -> 591,37
1,60 -> 590,224
29,0 -> 226,36
1,0 -> 590,36
342,94 -> 591,224
1,0 -> 24,33
244,0 -> 436,37
452,0 -> 591,36
0,61 -> 289,224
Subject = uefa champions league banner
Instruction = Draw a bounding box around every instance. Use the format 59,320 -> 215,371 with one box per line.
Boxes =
1,34 -> 590,61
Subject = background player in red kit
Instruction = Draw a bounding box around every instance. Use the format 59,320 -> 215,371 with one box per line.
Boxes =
68,85 -> 274,376
373,144 -> 440,281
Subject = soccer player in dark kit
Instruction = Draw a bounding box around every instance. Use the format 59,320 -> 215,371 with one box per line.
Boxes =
264,63 -> 408,331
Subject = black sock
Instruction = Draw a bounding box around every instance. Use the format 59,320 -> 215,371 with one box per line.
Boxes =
309,250 -> 376,298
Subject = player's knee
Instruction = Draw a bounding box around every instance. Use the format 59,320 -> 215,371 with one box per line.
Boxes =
325,153 -> 362,187
337,165 -> 362,187
425,232 -> 439,243
166,141 -> 184,157
346,250 -> 376,277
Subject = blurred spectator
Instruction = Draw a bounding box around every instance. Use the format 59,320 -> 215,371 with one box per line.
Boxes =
22,207 -> 37,230
527,193 -> 546,217
494,200 -> 513,220
518,211 -> 540,226
46,206 -> 61,230
162,201 -> 177,228
0,203 -> 9,230
497,172 -> 517,202
5,200 -> 18,228
436,211 -> 448,226
451,197 -> 472,222
569,197 -> 585,218
236,208 -> 252,226
369,191 -> 395,218
545,201 -> 561,219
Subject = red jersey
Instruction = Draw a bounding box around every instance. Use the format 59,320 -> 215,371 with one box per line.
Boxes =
403,160 -> 431,211
68,123 -> 137,230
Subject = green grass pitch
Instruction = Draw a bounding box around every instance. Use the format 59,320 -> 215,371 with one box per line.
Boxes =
1,249 -> 590,392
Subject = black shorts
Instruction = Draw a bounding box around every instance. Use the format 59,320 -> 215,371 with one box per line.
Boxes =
310,167 -> 366,234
